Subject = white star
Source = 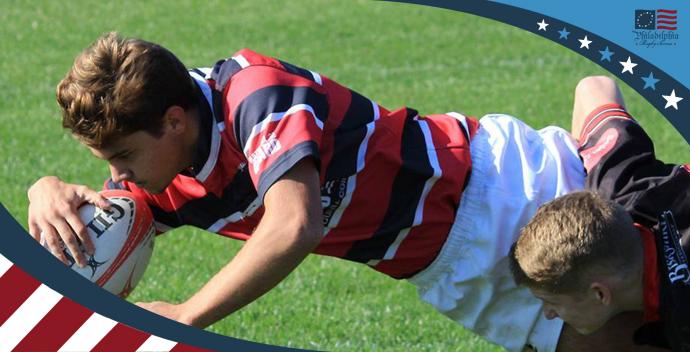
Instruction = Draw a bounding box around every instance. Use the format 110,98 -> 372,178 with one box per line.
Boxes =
578,35 -> 592,49
537,19 -> 549,31
662,89 -> 683,110
620,56 -> 638,74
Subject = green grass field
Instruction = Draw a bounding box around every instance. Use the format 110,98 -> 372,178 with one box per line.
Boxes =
1,1 -> 688,351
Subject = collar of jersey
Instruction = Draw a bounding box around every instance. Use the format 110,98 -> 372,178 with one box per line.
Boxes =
184,70 -> 221,183
636,223 -> 660,322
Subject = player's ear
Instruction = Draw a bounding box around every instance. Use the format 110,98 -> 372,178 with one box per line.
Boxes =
589,282 -> 612,306
162,105 -> 188,135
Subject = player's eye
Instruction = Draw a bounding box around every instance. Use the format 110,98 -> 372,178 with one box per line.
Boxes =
117,151 -> 134,161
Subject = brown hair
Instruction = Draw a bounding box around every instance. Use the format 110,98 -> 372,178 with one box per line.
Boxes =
509,191 -> 641,294
57,32 -> 196,148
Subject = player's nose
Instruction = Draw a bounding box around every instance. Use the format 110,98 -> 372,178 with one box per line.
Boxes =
109,164 -> 132,183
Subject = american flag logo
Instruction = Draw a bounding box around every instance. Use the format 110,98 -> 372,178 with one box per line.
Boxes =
636,9 -> 678,31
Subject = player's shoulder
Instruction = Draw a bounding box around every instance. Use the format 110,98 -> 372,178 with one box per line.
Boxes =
231,48 -> 282,67
212,48 -> 316,94
224,48 -> 297,78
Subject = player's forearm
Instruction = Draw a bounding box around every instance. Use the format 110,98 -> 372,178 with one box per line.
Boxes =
175,158 -> 322,328
179,214 -> 322,328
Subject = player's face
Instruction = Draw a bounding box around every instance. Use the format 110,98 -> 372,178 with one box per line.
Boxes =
89,128 -> 190,194
530,288 -> 612,335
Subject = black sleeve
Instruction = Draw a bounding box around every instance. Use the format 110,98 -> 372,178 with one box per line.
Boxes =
579,104 -> 687,228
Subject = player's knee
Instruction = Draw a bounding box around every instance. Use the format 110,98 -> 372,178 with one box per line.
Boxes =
574,76 -> 625,111
575,76 -> 617,97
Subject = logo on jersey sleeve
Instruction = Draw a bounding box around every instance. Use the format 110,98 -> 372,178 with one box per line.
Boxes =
660,211 -> 690,285
580,128 -> 619,172
247,132 -> 282,173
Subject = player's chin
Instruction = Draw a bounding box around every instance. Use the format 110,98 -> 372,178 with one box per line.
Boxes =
139,179 -> 170,194
572,324 -> 600,335
147,185 -> 167,194
149,181 -> 174,194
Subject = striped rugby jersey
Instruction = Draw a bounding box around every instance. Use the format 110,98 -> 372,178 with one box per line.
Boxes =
107,49 -> 478,279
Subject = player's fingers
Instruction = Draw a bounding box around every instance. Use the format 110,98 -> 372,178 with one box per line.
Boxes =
65,212 -> 95,255
40,224 -> 70,265
28,220 -> 42,242
78,186 -> 111,210
53,220 -> 86,268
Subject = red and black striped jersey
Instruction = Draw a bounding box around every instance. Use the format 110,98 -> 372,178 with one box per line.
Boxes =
107,49 -> 478,279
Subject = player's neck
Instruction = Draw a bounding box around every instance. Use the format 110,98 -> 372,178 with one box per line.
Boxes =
612,260 -> 645,313
182,107 -> 201,169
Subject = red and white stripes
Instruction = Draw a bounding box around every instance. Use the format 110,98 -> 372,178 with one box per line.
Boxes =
0,254 -> 208,352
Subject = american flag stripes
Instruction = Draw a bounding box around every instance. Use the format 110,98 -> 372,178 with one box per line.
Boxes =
656,9 -> 678,30
0,254 -> 208,352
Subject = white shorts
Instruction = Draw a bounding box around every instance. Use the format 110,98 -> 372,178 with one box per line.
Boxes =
408,114 -> 585,352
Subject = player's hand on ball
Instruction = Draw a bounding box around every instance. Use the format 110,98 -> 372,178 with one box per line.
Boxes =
27,176 -> 111,267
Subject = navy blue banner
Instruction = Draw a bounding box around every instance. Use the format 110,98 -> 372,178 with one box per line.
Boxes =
1,1 -> 687,351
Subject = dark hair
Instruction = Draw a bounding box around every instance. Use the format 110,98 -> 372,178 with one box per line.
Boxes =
57,32 -> 196,147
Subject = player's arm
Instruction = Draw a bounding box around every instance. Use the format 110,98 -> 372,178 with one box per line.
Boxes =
135,60 -> 328,326
138,157 -> 323,328
27,176 -> 111,267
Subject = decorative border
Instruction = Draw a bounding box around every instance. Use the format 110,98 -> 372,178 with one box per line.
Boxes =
395,0 -> 688,142
1,1 -> 687,351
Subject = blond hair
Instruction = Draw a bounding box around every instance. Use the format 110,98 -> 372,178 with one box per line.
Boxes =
57,32 -> 195,148
509,191 -> 641,293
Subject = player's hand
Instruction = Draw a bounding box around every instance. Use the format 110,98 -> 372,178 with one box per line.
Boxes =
136,301 -> 196,326
27,176 -> 111,267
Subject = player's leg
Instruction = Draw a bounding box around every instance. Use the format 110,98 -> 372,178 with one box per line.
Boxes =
571,76 -> 626,138
556,312 -> 668,352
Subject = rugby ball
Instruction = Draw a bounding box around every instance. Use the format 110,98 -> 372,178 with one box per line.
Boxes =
58,190 -> 154,298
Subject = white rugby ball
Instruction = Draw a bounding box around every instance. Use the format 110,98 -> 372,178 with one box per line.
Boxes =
60,190 -> 155,298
